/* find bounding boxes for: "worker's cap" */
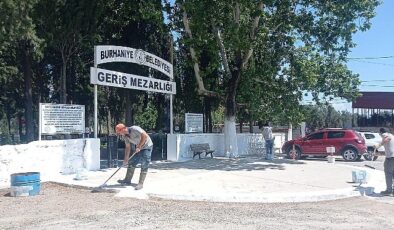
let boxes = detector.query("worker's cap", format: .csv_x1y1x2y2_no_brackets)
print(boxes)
115,123,126,133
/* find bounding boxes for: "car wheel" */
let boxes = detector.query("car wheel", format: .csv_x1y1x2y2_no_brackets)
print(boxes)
342,147,359,162
363,147,379,161
286,147,302,160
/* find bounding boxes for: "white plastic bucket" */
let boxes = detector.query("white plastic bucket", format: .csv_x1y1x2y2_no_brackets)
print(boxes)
327,156,335,163
74,168,88,180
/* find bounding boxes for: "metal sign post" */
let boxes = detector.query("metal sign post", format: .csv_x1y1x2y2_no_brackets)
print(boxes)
94,46,98,138
170,94,173,134
39,103,42,140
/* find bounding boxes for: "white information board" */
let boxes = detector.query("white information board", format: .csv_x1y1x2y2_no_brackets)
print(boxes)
40,103,85,135
185,113,203,133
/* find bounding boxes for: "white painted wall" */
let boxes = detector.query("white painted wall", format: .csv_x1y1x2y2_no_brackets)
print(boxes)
0,138,100,188
167,133,286,161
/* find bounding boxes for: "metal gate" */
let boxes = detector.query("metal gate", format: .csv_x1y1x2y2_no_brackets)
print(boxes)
100,133,167,168
149,133,167,161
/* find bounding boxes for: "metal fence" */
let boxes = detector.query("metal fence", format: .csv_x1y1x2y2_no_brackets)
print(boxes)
100,133,167,168
149,133,167,161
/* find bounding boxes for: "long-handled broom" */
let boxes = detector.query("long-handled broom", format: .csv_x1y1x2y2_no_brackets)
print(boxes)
91,150,138,193
364,147,378,169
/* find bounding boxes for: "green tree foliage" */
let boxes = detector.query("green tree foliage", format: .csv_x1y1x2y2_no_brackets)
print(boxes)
35,0,103,104
135,101,158,132
0,0,43,142
1,0,172,140
0,0,380,145
303,104,353,130
173,0,378,132
97,0,172,131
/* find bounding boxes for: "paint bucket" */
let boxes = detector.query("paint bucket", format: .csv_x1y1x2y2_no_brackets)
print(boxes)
10,172,41,197
327,156,335,163
352,170,368,184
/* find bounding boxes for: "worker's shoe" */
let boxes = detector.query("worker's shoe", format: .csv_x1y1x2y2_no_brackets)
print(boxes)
380,190,393,196
117,167,135,185
135,171,147,190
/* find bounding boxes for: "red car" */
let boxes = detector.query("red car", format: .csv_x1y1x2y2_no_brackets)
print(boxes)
282,129,367,161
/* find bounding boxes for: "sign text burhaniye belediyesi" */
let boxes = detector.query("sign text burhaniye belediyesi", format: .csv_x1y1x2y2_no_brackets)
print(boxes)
94,46,173,79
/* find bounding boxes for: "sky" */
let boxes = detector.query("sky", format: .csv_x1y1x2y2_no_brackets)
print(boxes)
332,0,394,111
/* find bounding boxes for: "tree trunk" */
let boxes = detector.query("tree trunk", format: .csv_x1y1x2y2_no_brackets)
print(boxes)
208,103,213,133
249,119,253,133
6,111,11,138
21,42,34,142
125,90,133,126
224,61,242,156
60,58,67,104
204,97,213,133
224,77,239,157
224,115,238,157
182,1,263,157
106,107,112,134
18,113,23,142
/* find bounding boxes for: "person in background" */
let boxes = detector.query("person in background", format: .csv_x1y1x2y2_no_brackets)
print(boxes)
262,122,274,160
374,128,394,196
115,123,153,190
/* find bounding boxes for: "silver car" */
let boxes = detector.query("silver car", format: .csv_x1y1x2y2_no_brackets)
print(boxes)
357,131,384,161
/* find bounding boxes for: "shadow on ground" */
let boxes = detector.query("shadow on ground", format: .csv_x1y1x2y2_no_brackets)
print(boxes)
354,185,388,197
149,156,305,172
301,156,372,163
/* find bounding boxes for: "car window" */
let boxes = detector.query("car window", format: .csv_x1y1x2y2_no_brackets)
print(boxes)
307,132,324,140
364,133,375,139
327,131,345,139
355,132,364,140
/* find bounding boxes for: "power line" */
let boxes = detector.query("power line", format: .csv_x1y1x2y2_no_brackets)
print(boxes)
348,59,394,67
360,84,394,88
361,79,394,82
347,55,394,60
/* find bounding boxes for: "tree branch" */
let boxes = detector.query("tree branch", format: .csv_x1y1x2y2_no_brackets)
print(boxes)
235,2,240,25
180,1,218,98
241,2,264,68
213,25,231,79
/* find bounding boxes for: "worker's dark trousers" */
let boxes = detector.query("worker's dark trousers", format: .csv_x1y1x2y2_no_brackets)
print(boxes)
383,157,394,192
128,147,152,171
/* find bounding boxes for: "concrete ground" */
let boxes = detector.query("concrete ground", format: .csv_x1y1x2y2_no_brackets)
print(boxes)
2,155,393,230
33,156,388,203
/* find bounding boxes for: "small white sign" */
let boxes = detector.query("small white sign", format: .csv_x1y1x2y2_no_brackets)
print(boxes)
326,146,336,154
185,113,203,133
90,67,176,95
40,103,85,134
